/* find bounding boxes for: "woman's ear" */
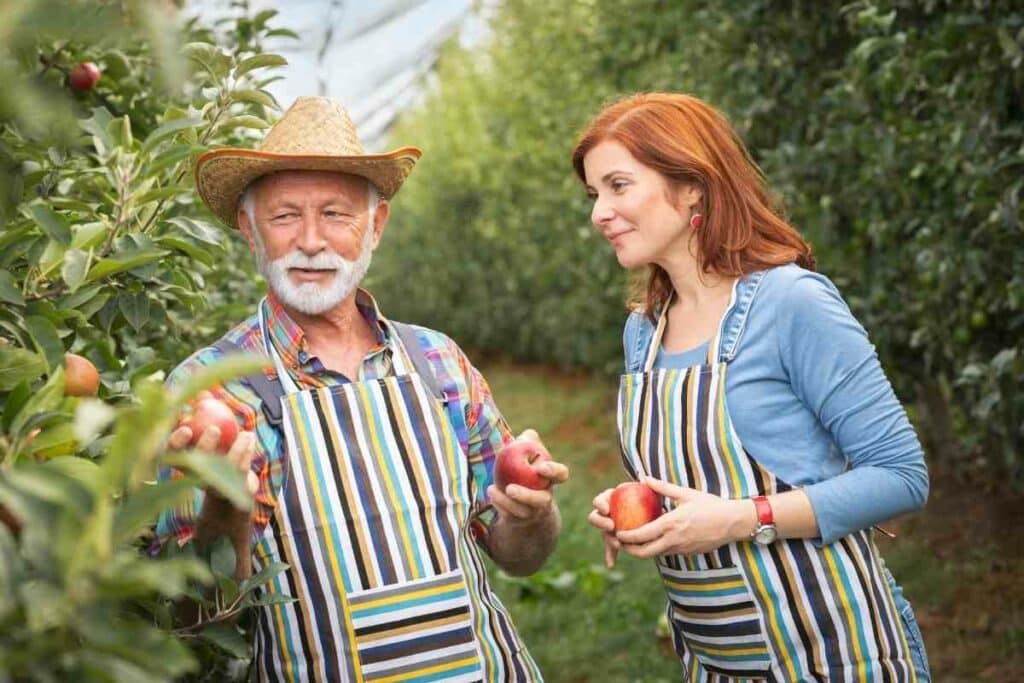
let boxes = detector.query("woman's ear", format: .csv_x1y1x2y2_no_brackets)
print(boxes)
676,183,703,212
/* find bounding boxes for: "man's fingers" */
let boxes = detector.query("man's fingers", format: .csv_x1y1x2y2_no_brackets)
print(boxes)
168,425,193,450
225,431,255,471
488,486,535,520
503,484,552,509
246,471,259,496
538,461,569,484
592,489,613,515
194,424,221,452
516,428,540,444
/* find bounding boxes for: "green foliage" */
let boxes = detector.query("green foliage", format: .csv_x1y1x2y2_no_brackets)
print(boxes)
0,1,290,679
374,0,1024,483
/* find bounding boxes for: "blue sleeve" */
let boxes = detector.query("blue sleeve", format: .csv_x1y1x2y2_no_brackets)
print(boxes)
776,273,929,544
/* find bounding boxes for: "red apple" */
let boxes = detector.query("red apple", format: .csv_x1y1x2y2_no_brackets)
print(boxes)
183,397,239,453
609,481,662,531
68,61,101,92
63,353,100,397
494,440,552,491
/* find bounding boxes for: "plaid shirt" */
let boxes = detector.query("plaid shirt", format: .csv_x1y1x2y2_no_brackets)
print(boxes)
153,289,512,552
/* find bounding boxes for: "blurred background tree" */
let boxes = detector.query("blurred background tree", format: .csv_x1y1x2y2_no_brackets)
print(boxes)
372,0,1024,487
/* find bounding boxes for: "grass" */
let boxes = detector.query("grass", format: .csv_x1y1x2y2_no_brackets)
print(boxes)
478,359,1024,682
482,360,682,682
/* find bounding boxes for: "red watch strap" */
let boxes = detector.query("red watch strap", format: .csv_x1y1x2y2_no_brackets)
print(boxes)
752,495,773,526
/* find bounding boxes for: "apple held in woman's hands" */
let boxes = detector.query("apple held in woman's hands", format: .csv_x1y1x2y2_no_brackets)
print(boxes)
609,481,662,531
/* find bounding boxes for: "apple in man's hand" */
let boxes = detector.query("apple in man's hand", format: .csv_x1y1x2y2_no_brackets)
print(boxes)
609,481,662,531
181,396,239,453
494,440,553,492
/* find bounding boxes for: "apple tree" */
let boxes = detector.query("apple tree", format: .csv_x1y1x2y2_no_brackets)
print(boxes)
0,1,297,679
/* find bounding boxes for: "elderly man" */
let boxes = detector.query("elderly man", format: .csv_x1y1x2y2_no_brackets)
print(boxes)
155,97,566,682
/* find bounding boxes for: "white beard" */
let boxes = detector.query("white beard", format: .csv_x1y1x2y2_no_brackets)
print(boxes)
257,228,374,315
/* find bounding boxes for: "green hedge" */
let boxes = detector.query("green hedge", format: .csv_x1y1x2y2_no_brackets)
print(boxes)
370,0,1024,482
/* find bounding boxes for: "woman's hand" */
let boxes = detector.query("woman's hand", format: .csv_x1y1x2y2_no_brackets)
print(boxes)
587,487,622,568
615,477,755,559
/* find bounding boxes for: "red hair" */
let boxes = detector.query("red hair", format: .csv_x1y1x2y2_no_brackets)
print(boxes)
571,92,814,318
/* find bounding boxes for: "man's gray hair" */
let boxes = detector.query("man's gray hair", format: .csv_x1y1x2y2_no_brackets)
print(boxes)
240,176,379,231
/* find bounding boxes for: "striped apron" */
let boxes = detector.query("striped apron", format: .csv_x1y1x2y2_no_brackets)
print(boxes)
250,308,540,682
617,290,918,682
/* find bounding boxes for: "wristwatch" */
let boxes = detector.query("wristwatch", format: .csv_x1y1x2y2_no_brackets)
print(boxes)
750,495,778,545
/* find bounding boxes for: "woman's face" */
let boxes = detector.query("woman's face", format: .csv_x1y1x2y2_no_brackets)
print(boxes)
583,139,699,270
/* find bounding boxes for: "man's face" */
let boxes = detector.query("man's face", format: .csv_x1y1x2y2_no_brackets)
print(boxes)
238,170,388,315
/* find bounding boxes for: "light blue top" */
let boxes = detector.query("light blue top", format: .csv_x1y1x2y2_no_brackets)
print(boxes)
624,263,929,544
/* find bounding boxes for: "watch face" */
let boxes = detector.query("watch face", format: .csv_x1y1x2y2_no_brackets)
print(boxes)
754,525,778,545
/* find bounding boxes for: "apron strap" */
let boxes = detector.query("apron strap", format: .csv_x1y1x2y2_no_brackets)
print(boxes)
643,292,673,373
212,338,285,427
390,321,447,401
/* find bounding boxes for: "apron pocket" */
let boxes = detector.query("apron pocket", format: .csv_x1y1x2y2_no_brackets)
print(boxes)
660,563,772,679
347,569,484,682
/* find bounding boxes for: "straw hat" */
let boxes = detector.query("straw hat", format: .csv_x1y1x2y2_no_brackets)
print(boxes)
195,96,421,228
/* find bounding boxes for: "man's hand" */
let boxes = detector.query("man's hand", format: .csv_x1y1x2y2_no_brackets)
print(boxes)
170,391,258,579
484,429,568,576
487,429,569,526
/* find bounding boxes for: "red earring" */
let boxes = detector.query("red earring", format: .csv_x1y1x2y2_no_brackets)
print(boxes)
690,213,704,229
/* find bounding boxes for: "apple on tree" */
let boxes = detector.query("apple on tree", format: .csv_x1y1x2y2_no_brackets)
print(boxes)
609,481,662,531
68,61,101,92
63,352,100,397
494,440,553,492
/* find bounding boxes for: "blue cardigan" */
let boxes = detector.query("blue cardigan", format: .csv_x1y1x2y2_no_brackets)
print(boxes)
623,264,929,544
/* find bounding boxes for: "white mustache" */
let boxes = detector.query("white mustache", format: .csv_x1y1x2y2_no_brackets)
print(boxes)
277,250,350,270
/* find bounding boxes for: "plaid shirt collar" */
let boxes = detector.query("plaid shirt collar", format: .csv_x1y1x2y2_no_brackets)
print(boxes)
261,288,392,377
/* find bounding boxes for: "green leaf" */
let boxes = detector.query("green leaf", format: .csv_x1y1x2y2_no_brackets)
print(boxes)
140,117,204,154
61,249,90,292
0,270,24,306
155,236,215,266
11,367,65,435
113,478,198,542
169,354,269,408
266,28,301,40
0,346,46,391
217,115,270,130
200,622,251,659
241,560,289,594
233,53,288,79
118,292,150,333
163,451,251,511
85,247,169,283
231,88,277,108
167,216,223,245
2,380,31,429
23,315,64,369
71,222,109,250
210,534,237,577
43,456,100,490
183,42,232,80
25,422,77,458
27,205,71,245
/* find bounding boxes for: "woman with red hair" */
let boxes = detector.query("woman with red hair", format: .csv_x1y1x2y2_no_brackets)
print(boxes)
580,93,930,681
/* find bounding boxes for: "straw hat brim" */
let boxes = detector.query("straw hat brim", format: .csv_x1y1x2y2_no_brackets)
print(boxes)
195,147,422,229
